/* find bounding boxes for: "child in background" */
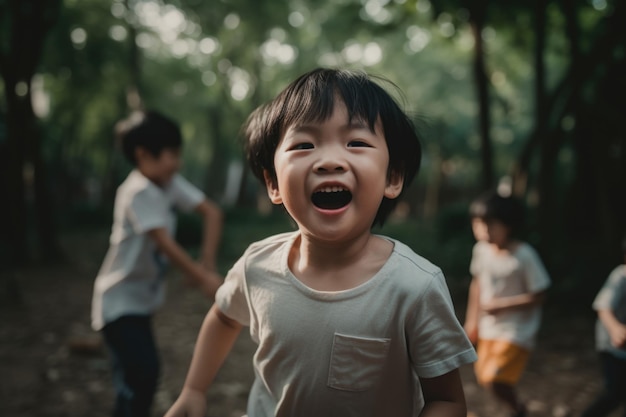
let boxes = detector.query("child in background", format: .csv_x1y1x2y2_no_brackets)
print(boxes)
91,110,223,417
464,191,492,345
463,191,551,417
164,68,476,417
580,236,626,417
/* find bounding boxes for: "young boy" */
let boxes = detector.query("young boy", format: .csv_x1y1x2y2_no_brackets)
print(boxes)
463,191,551,417
579,236,626,417
91,110,223,417
464,192,492,345
164,68,476,417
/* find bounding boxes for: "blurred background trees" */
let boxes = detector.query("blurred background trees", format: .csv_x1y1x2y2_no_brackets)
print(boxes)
1,0,624,299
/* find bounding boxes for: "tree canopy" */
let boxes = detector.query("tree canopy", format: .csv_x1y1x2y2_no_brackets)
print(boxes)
1,0,624,293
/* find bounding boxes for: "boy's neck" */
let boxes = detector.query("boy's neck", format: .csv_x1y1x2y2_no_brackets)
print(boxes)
137,167,167,188
288,232,393,291
491,238,520,253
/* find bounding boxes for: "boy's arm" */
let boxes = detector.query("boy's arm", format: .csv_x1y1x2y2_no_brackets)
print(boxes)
194,199,223,272
419,369,467,417
481,290,546,315
598,308,626,348
147,228,221,298
463,277,480,344
165,304,243,417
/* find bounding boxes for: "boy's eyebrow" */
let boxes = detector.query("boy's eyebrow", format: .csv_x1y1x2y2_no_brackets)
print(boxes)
289,119,372,133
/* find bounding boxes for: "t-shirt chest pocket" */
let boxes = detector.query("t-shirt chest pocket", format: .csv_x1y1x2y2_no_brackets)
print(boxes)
327,333,391,392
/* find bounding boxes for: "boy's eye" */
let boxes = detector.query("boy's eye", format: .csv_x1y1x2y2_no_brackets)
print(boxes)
290,142,314,150
347,140,371,148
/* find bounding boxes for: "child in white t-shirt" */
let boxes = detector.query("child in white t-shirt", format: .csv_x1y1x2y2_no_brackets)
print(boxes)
464,191,551,417
579,236,626,417
91,110,223,417
164,68,476,417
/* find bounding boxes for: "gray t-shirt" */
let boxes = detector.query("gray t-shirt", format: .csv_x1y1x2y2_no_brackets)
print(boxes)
91,170,204,331
593,264,626,360
216,232,477,417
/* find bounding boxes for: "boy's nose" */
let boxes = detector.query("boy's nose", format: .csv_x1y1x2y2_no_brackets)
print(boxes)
313,152,347,173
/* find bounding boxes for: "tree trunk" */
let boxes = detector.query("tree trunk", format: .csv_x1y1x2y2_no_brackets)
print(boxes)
2,79,29,267
468,0,494,191
533,0,555,240
205,104,229,200
0,0,62,265
513,1,624,193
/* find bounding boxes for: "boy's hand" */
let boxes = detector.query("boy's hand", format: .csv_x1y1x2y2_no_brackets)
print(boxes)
182,268,222,299
480,301,503,315
164,387,207,417
481,291,545,315
608,323,626,349
200,270,223,299
463,323,478,345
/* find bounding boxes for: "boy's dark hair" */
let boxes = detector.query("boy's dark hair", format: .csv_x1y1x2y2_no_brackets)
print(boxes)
117,110,182,165
243,68,422,227
470,191,526,237
469,191,492,219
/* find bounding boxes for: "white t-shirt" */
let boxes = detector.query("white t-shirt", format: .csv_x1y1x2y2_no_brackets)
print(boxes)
216,232,477,417
592,264,626,360
91,170,204,331
471,241,551,349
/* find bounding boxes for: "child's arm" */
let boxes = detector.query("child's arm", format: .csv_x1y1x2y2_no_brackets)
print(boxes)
165,304,243,417
419,369,467,417
194,199,223,272
481,290,546,315
147,228,221,298
463,277,480,344
598,308,626,348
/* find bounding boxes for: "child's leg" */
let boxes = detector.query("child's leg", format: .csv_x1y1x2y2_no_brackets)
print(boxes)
102,315,160,417
474,339,529,416
491,382,526,417
581,352,626,417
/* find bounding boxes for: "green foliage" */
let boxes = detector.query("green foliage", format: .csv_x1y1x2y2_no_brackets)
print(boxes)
3,0,624,296
176,207,294,269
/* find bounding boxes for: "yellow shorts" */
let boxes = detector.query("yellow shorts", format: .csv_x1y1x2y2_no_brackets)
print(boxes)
474,339,530,386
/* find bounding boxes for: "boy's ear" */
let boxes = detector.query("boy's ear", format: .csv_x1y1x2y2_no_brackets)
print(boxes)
134,146,150,163
263,170,283,204
384,170,404,199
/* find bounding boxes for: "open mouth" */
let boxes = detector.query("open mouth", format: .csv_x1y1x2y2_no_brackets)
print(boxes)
311,187,353,210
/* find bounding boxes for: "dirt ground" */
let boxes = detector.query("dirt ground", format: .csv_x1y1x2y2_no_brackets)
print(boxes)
0,232,620,417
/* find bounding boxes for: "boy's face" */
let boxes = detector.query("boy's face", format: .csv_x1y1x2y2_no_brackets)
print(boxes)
471,218,488,242
136,147,181,186
264,99,403,242
485,219,511,247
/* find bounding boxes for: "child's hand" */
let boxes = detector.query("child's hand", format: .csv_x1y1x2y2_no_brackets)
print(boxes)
164,387,207,417
464,323,478,345
200,270,223,299
608,323,626,349
480,301,503,315
182,266,222,299
200,257,217,273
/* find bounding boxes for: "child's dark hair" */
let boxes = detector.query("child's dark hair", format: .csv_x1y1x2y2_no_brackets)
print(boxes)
117,110,182,165
470,191,526,237
243,68,422,227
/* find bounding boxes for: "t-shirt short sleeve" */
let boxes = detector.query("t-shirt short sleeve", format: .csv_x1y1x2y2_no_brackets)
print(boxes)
593,266,626,312
470,241,489,276
128,186,170,234
407,272,477,378
520,245,551,293
216,255,251,326
169,174,205,212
